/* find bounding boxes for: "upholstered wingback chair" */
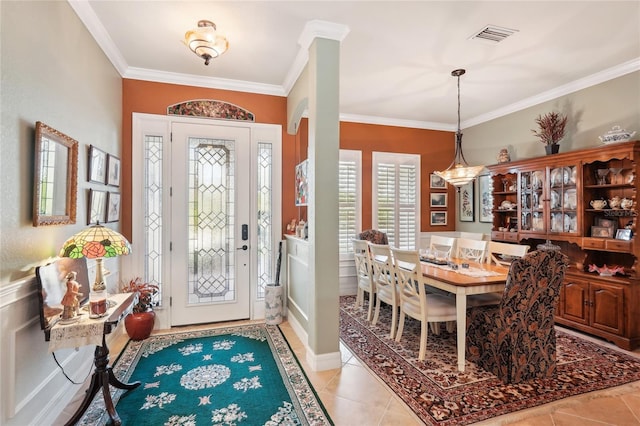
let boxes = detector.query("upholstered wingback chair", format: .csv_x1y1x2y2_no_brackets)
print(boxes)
358,229,388,245
466,249,568,383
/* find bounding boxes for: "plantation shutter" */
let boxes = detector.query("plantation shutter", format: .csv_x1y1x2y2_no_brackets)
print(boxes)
372,152,420,249
338,150,362,257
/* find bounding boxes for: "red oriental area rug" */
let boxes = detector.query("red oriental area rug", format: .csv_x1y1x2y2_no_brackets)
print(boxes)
339,295,640,425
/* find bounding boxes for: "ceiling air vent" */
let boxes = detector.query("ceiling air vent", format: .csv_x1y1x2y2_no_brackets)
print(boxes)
469,25,518,43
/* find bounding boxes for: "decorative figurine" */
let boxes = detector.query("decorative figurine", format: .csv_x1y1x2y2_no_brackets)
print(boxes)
286,219,296,234
497,148,510,163
61,271,82,320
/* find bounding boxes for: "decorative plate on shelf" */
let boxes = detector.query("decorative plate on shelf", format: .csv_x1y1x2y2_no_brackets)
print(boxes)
564,189,577,209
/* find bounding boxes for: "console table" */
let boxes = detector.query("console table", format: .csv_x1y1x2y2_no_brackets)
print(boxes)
46,292,140,426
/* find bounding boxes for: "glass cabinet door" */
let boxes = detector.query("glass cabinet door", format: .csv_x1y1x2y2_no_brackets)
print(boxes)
549,165,578,234
520,169,546,233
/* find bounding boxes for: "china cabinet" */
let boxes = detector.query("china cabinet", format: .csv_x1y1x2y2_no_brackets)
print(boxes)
487,141,640,350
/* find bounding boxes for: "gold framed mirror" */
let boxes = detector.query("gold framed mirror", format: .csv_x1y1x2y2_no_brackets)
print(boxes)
33,121,78,226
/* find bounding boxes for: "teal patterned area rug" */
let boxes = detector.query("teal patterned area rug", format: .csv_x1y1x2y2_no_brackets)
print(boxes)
78,324,332,425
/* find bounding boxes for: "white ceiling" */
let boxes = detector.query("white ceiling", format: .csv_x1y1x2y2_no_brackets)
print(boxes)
71,1,640,131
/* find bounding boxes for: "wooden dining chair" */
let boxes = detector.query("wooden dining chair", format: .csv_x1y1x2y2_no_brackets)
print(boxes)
486,241,530,266
369,243,400,339
392,248,457,361
352,239,375,321
468,241,530,306
429,235,456,258
456,238,488,263
459,231,484,241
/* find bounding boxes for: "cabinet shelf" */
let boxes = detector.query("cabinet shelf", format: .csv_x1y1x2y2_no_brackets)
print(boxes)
584,183,634,190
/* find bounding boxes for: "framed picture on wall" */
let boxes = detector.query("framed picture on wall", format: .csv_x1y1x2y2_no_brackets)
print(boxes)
88,145,107,184
478,174,493,223
430,211,447,226
430,173,446,189
88,189,107,225
295,159,308,206
106,192,121,222
430,193,447,207
107,154,121,187
459,181,475,222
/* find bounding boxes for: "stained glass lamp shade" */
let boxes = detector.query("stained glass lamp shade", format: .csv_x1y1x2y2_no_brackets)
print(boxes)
59,224,131,291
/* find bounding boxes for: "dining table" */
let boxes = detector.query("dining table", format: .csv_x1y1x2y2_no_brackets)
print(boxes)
419,258,509,372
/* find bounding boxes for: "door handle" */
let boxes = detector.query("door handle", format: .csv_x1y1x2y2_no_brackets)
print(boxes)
236,245,248,251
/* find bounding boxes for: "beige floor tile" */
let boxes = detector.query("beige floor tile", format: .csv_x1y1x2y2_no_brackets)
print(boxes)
554,396,640,425
379,408,425,426
318,390,387,426
324,363,393,408
621,393,640,420
552,412,624,426
502,413,555,426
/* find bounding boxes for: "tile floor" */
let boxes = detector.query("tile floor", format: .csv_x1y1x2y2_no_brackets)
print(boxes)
56,321,640,425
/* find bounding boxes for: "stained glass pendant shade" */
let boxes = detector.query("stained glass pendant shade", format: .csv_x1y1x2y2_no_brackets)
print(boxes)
59,224,131,291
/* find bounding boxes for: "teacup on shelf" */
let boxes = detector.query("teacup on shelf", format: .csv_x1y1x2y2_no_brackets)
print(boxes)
609,196,622,209
621,198,634,210
590,199,607,210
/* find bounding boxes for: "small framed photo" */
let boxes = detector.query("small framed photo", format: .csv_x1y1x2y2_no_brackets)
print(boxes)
295,160,308,206
430,173,446,189
88,189,107,225
459,181,475,222
430,211,447,226
430,193,447,207
615,228,632,240
106,192,121,223
595,217,617,230
591,225,614,238
107,154,121,187
88,145,107,184
478,174,493,223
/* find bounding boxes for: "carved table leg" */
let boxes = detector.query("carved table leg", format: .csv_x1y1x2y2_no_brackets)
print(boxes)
65,334,140,426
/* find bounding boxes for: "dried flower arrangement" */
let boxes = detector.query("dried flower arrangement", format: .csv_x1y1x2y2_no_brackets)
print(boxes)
532,111,568,145
121,277,159,313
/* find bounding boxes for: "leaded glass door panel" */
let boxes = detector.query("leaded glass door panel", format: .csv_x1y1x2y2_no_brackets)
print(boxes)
171,123,251,325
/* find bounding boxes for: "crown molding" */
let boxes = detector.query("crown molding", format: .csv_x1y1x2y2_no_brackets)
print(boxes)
67,0,128,76
464,58,640,128
123,68,286,96
340,114,453,131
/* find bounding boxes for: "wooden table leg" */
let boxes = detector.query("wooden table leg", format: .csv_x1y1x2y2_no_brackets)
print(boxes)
455,292,467,373
65,334,140,426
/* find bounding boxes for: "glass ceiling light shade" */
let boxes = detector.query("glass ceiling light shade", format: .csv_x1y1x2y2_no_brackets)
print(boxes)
435,69,484,188
59,224,131,291
185,20,229,66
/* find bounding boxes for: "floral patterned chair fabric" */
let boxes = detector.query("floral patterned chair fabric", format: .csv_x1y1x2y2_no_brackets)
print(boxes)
465,249,568,383
358,229,388,245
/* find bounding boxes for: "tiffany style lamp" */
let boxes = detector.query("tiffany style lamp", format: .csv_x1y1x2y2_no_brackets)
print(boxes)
59,224,131,317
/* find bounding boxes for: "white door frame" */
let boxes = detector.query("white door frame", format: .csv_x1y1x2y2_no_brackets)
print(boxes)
127,113,282,330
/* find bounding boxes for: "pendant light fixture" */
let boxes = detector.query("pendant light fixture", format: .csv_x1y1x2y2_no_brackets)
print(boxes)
435,69,484,188
184,20,229,66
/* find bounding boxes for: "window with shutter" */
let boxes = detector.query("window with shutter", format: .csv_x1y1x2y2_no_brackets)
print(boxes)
372,152,420,249
338,150,362,257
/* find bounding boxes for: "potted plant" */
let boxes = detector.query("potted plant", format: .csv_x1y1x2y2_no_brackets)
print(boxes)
121,277,158,340
532,111,568,154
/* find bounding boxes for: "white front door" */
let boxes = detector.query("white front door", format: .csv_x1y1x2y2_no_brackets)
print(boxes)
170,123,251,325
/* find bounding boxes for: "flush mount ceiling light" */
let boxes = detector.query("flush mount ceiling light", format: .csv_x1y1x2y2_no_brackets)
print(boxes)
435,69,484,189
184,20,229,65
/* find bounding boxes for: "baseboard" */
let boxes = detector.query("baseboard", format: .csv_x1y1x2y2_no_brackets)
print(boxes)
306,348,342,371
